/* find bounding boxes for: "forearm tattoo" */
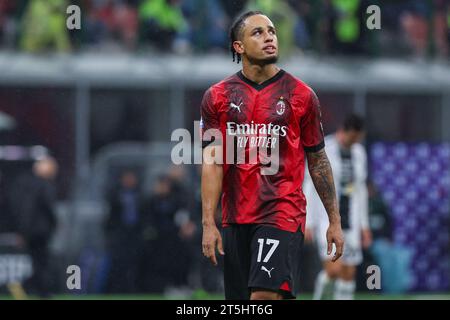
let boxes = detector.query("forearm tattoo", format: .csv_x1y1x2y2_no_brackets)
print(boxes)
306,149,340,223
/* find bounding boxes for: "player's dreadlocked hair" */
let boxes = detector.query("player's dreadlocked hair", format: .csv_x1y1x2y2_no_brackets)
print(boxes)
229,11,264,64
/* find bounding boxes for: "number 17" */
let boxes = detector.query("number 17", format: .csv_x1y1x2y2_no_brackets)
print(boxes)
257,238,280,263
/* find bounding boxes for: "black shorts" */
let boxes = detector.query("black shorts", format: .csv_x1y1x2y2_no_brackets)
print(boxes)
223,224,304,300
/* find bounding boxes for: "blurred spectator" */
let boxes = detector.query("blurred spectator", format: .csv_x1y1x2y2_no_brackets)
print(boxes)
181,0,228,52
432,0,449,59
20,0,71,53
356,180,392,293
287,0,312,50
168,165,199,288
322,0,368,55
0,0,20,49
219,0,248,19
140,173,193,294
167,164,191,209
368,181,392,241
0,171,12,233
104,169,142,293
244,0,297,57
8,156,59,298
83,0,139,50
115,1,139,49
396,0,449,59
138,0,188,51
367,180,413,293
82,0,113,46
399,0,432,59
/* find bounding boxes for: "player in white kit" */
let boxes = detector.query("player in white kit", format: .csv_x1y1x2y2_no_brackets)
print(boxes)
304,114,372,300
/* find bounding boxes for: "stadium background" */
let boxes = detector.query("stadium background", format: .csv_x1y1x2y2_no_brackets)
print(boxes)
0,0,449,299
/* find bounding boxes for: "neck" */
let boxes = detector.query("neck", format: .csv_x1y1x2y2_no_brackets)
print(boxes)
241,59,280,84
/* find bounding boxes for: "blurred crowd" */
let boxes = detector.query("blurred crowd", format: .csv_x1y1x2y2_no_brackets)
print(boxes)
101,165,222,295
0,0,449,59
0,159,222,296
0,157,59,297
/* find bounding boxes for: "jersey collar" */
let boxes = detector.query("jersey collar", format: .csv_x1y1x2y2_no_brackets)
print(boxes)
237,69,286,91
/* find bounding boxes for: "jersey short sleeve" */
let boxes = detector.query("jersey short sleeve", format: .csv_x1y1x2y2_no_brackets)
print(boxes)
200,87,220,148
301,88,325,152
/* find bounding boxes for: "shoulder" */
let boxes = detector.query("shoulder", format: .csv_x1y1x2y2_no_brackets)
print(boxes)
213,73,241,90
285,72,314,95
204,73,240,102
283,71,317,105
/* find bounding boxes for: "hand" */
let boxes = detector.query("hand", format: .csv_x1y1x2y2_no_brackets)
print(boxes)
361,228,373,249
326,222,344,262
202,224,224,266
305,228,314,243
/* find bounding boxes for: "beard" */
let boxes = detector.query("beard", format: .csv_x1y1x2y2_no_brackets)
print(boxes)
248,54,279,66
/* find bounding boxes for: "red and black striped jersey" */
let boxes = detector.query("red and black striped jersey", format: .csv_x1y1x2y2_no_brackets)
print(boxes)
201,69,324,233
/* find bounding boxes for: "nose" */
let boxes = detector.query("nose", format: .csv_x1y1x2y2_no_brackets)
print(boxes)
264,32,274,42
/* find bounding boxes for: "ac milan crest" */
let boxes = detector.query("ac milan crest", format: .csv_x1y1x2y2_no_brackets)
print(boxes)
276,97,286,115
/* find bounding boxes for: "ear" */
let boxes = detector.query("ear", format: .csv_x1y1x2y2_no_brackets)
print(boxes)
233,41,244,55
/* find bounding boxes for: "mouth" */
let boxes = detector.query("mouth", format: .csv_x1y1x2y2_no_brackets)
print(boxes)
262,45,276,54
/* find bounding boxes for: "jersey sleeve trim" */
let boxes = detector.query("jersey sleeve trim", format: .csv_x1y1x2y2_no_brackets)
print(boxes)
304,140,325,153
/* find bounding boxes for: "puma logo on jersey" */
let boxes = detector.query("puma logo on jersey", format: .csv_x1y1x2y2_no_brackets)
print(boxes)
261,266,275,278
229,102,242,112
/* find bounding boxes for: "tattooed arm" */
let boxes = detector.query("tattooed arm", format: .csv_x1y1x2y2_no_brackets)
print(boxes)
306,148,344,262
